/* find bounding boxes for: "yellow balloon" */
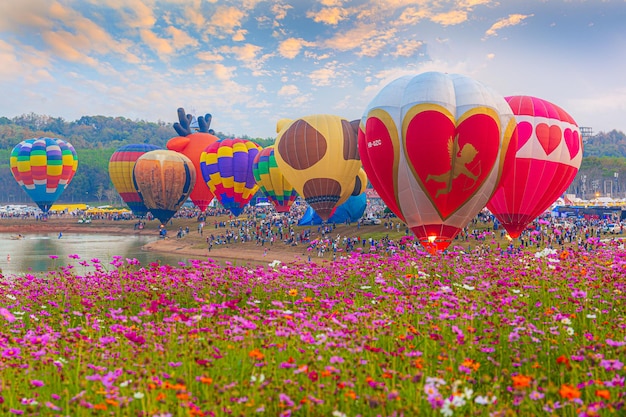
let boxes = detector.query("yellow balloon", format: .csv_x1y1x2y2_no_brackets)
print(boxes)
274,114,362,220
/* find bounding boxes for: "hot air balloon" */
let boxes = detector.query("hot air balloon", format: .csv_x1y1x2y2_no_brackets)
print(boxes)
351,168,368,196
359,72,517,252
200,138,262,217
132,150,195,225
109,143,162,217
10,137,78,213
487,95,583,238
167,108,219,212
274,114,362,221
252,146,299,213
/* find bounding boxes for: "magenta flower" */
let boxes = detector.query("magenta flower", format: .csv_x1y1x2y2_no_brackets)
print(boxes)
2,347,20,358
0,307,15,323
48,255,58,259
30,380,44,388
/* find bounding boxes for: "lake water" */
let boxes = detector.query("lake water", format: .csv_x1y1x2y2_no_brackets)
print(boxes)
0,233,194,276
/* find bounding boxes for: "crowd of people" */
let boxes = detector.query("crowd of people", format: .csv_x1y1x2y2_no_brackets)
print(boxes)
2,200,625,259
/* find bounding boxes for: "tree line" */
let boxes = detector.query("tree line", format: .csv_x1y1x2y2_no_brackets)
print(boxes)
0,113,624,205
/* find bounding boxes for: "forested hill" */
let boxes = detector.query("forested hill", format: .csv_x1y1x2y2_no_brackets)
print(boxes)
582,130,626,158
0,112,625,205
0,113,274,150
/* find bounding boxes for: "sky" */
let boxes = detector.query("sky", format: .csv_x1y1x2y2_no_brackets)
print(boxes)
0,0,624,140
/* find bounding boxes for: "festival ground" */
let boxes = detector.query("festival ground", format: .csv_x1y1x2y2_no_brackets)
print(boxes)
1,214,621,267
0,215,412,265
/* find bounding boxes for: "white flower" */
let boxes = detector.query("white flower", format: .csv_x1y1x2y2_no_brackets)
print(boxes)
120,379,132,387
462,284,475,291
250,373,265,383
560,318,572,325
566,327,575,336
475,395,497,404
133,392,144,399
6,294,16,300
586,314,597,319
360,285,372,289
332,411,347,417
463,387,474,400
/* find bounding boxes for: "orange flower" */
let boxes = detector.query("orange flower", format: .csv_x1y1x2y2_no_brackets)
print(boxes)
93,403,108,411
105,398,119,407
556,355,571,369
345,390,357,400
288,289,298,297
559,384,581,400
248,348,265,361
156,392,166,401
199,376,213,385
511,374,532,389
595,389,610,400
176,392,190,401
302,296,313,303
413,358,424,369
462,358,480,372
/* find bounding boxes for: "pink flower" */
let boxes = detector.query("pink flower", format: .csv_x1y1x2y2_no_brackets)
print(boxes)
30,380,44,387
0,307,15,323
2,347,20,358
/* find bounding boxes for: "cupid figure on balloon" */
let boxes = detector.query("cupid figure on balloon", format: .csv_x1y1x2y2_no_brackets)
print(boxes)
426,134,480,197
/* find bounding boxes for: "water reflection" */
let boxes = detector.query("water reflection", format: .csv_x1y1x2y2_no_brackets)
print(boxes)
0,233,191,276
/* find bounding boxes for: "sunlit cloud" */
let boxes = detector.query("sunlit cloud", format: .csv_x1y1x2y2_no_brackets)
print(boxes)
485,14,533,37
307,7,349,25
278,38,315,59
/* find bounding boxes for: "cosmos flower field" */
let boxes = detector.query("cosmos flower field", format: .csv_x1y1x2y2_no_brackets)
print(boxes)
0,245,624,416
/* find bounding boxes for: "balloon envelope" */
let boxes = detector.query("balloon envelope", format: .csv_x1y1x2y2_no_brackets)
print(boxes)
109,143,162,217
298,193,367,226
200,138,262,217
133,150,196,225
359,72,517,252
274,114,361,220
10,137,78,213
252,146,299,213
487,95,583,238
167,132,218,212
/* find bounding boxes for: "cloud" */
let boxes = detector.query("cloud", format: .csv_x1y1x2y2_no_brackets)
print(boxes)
392,40,425,58
431,10,468,26
166,26,199,49
208,5,246,36
308,62,343,87
307,7,349,25
323,22,378,53
140,29,174,56
277,84,300,96
278,38,315,59
485,14,533,37
271,3,292,20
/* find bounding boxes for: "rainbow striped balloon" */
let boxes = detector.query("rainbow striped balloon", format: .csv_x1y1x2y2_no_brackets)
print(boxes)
109,143,162,217
200,138,262,217
10,137,78,213
252,146,298,213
